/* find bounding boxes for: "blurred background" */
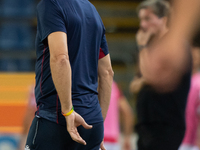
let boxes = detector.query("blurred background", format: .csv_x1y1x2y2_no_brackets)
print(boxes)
0,0,141,149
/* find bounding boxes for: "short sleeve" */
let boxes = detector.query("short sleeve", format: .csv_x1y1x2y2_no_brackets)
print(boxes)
37,0,67,42
99,34,109,59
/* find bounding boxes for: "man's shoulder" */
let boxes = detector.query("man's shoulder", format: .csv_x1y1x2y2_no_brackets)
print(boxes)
37,0,59,10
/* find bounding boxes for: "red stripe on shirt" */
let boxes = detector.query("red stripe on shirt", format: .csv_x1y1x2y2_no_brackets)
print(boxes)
99,48,106,59
37,105,40,116
40,46,46,95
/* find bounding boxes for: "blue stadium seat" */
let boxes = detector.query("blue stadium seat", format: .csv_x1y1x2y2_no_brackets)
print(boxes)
17,59,33,71
1,0,35,18
0,23,34,50
0,58,32,72
0,59,18,71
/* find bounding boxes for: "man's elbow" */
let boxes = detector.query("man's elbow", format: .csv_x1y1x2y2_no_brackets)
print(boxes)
109,68,114,78
107,68,114,79
99,68,114,79
50,54,69,66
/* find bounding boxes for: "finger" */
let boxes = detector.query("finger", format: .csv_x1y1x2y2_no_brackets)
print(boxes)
81,120,93,129
137,29,143,35
100,142,106,150
73,136,86,145
70,130,87,145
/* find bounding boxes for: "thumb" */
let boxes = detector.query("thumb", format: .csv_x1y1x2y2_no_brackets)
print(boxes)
100,141,106,150
81,120,93,129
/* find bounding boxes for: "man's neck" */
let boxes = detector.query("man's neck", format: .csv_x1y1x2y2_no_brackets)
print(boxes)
158,26,168,39
149,27,168,46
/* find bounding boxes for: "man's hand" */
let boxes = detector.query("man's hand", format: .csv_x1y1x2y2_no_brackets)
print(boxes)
129,77,145,94
65,111,92,145
136,29,155,47
123,136,132,150
100,141,106,150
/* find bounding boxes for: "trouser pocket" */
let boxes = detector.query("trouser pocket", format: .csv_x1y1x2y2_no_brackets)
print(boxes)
25,117,40,150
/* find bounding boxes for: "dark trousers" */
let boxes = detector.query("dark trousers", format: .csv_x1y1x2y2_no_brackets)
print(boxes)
25,117,104,150
137,124,185,150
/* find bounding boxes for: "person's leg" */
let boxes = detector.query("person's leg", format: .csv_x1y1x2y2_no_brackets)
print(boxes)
25,117,73,150
137,136,147,150
25,117,103,150
192,146,200,150
179,145,200,150
152,127,184,150
75,121,104,150
137,125,184,150
25,117,38,150
104,142,121,150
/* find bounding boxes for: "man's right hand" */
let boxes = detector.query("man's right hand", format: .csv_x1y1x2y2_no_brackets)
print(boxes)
65,111,93,145
129,77,145,94
136,29,153,47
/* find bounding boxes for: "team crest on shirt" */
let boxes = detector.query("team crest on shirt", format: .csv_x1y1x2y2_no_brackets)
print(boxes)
25,145,30,150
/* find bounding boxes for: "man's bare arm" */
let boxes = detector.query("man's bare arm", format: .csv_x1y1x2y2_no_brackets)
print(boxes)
48,32,72,113
98,54,114,120
170,0,200,41
48,32,92,145
129,76,145,94
119,96,133,150
139,40,189,92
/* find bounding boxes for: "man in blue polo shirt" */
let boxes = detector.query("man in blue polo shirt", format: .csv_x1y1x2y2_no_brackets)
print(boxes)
25,0,114,149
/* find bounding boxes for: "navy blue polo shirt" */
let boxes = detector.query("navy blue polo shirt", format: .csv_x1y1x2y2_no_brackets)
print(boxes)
35,0,109,125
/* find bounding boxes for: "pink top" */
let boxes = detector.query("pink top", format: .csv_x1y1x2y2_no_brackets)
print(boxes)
104,81,122,143
182,73,200,145
27,85,37,110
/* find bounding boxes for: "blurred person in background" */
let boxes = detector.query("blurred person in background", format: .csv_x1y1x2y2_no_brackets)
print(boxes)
18,85,37,150
179,34,200,150
130,0,169,94
25,0,114,149
130,1,192,150
104,81,133,150
138,0,200,92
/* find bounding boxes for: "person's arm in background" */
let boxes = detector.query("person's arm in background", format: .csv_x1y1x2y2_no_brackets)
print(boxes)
119,96,134,150
140,0,200,92
129,28,153,94
48,32,92,145
170,0,200,41
18,107,36,150
98,54,114,150
130,76,145,94
196,88,200,148
18,86,37,150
